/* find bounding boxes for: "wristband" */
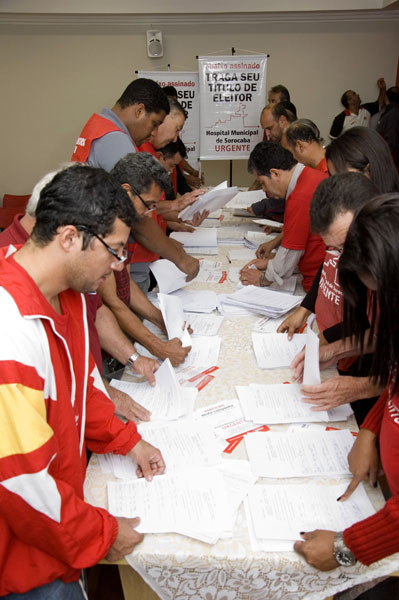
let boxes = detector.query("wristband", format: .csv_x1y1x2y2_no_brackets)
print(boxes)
126,352,140,367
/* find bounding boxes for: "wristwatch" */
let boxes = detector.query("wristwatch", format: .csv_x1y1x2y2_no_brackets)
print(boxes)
333,532,357,567
126,352,140,368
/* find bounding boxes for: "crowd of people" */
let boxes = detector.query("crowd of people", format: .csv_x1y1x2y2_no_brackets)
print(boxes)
1,75,399,599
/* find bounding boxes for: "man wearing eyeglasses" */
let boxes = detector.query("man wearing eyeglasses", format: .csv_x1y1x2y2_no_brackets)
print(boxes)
98,153,191,366
0,164,165,599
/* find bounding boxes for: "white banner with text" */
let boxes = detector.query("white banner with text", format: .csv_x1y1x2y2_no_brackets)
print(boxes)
198,55,268,160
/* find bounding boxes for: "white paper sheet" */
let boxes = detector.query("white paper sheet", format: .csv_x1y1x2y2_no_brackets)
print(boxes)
180,336,221,367
236,383,329,424
224,286,303,318
171,289,219,313
252,315,286,333
110,359,194,420
245,430,354,478
149,259,188,294
251,332,305,368
303,314,321,386
179,182,238,221
247,482,376,541
226,189,265,209
185,312,224,336
170,228,217,248
158,293,191,346
227,248,257,262
195,398,258,440
107,468,228,542
252,218,284,229
244,499,294,552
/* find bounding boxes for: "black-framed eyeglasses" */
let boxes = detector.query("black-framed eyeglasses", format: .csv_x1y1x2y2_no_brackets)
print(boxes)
76,225,128,264
130,186,156,213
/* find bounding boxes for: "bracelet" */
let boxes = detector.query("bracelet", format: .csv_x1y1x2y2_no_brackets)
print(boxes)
126,352,140,367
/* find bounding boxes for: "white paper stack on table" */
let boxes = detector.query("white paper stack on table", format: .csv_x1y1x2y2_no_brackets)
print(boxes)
171,289,219,313
223,286,303,317
227,248,257,262
236,383,353,424
217,223,260,245
195,398,261,442
170,228,218,255
245,429,355,478
226,189,265,209
107,462,257,544
110,358,197,420
252,218,284,229
244,231,278,250
236,271,298,295
178,180,238,221
135,333,221,371
245,481,376,552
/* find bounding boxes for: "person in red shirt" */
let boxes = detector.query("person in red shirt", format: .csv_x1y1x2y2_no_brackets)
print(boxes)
295,193,399,577
240,142,327,292
282,118,328,173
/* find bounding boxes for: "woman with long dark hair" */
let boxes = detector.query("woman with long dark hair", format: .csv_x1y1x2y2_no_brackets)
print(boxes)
295,193,399,571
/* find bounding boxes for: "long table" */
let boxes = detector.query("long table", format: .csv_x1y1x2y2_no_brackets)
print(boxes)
84,212,399,600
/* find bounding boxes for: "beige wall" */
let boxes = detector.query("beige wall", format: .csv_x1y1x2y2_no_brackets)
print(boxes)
0,17,397,195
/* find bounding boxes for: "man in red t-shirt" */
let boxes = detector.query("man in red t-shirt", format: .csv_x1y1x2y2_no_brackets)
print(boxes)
240,142,327,292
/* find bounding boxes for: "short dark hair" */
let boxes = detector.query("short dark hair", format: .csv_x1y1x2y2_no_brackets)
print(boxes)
168,96,187,119
387,86,399,103
248,141,297,176
274,101,297,121
340,90,352,109
111,152,172,196
310,172,378,234
158,137,187,159
117,78,170,115
325,127,399,194
285,118,323,146
32,164,137,247
270,84,290,102
163,85,178,98
338,193,399,392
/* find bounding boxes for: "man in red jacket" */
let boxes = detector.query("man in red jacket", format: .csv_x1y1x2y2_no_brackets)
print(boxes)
0,164,165,598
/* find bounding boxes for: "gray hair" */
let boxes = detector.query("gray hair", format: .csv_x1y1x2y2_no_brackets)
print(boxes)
111,152,172,196
26,162,75,217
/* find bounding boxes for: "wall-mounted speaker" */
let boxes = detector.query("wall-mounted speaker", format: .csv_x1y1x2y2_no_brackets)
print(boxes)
146,30,163,58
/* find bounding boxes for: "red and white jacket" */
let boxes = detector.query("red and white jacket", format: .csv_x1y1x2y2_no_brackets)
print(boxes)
0,246,141,595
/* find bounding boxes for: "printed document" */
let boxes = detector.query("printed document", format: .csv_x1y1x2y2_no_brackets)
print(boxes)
252,332,305,368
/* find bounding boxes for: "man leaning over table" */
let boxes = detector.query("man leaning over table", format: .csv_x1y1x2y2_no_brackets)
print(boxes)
240,142,327,292
97,152,191,367
71,77,199,289
0,165,165,599
0,169,159,424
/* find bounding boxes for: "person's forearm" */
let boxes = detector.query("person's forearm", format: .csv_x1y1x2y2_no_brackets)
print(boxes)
156,200,181,216
108,302,165,357
95,304,136,364
269,231,283,250
129,280,164,328
132,217,186,263
350,377,383,401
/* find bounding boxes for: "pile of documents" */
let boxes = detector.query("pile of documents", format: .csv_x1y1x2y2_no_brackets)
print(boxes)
251,332,305,368
178,181,238,221
170,228,218,255
226,189,265,209
222,285,303,317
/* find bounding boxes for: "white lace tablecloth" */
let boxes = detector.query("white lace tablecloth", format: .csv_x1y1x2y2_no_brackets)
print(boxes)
85,213,399,599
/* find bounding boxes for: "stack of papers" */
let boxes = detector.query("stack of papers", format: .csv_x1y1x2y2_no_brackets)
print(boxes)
244,231,277,249
185,312,224,336
252,332,305,368
252,315,289,333
227,248,257,262
226,189,265,209
171,289,219,313
178,181,238,221
110,359,196,420
253,218,283,229
236,272,298,295
245,482,375,552
177,335,221,368
236,383,353,424
170,228,218,255
223,286,303,317
149,259,188,294
217,224,260,246
245,430,355,478
108,462,257,544
195,398,261,442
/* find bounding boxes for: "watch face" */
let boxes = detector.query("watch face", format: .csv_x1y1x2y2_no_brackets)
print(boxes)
335,550,356,567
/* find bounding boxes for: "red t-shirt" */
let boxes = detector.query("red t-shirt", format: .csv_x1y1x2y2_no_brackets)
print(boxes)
282,166,327,291
316,156,328,174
